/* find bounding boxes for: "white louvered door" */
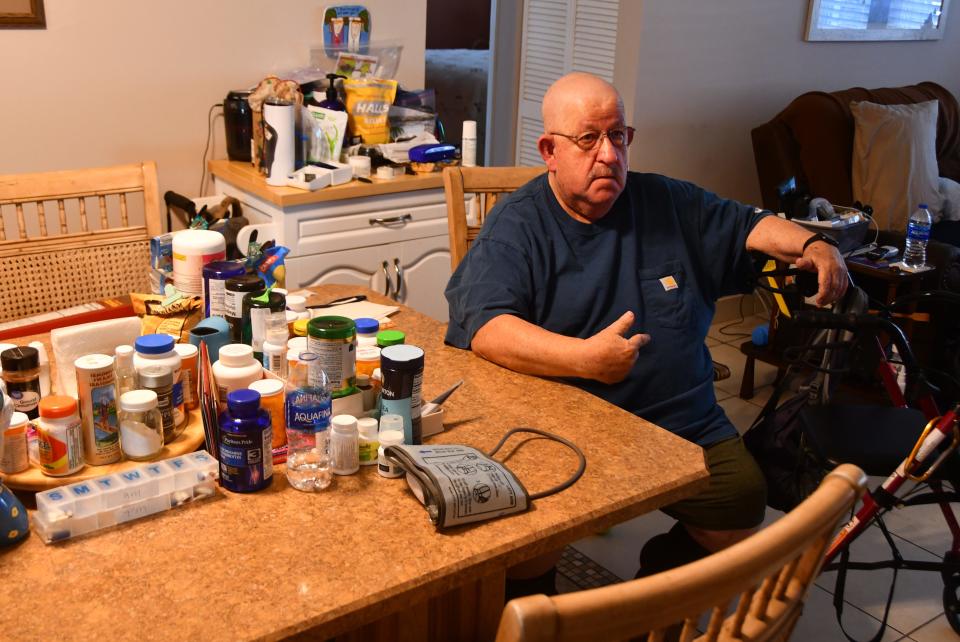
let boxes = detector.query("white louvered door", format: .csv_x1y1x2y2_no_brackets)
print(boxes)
514,0,620,166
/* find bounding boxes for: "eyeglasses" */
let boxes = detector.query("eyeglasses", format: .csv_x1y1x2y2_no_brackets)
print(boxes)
549,126,635,151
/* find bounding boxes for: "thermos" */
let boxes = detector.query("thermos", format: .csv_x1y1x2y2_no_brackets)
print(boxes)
224,90,253,162
262,99,295,186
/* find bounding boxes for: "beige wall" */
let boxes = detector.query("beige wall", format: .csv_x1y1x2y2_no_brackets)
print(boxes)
627,0,960,206
0,0,425,206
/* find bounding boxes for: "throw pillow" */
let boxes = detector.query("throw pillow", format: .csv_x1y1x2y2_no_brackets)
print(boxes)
851,100,943,232
941,176,960,222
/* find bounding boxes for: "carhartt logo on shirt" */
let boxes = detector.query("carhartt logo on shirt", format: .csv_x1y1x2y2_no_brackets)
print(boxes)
660,275,678,291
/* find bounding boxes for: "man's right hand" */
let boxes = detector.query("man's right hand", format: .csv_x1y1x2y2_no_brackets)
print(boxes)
578,311,650,384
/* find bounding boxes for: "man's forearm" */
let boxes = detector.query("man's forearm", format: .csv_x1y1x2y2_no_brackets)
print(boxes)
470,314,588,378
744,215,816,261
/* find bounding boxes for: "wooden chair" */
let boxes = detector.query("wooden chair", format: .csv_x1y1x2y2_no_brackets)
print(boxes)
442,165,546,271
495,464,867,642
0,162,161,323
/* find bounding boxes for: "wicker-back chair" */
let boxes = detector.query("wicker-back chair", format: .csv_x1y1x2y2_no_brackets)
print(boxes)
495,464,867,642
0,162,161,323
442,166,546,271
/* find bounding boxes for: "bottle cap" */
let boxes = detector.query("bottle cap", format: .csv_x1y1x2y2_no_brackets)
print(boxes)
248,378,284,397
174,343,199,359
9,412,29,428
354,317,379,335
1,346,39,371
115,345,135,366
380,344,425,371
287,336,308,352
379,413,404,435
218,344,255,367
357,346,381,362
462,120,477,138
331,414,358,434
286,295,307,312
202,260,245,279
227,388,261,416
38,395,77,419
378,429,404,446
357,417,378,440
120,389,159,412
135,334,175,355
919,203,928,209
74,354,114,371
376,330,405,347
308,316,356,341
225,274,265,293
138,365,173,388
293,319,309,337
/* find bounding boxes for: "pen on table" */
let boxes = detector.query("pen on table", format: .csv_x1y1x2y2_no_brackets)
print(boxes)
306,294,367,309
423,380,464,415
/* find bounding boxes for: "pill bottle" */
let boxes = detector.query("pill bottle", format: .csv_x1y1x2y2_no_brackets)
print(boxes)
242,289,287,360
134,334,185,430
330,414,359,475
218,389,273,493
212,344,263,403
354,318,380,347
379,344,425,445
286,294,310,320
138,365,176,442
1,346,42,419
356,345,381,379
75,353,121,466
172,229,227,298
292,318,309,338
224,274,265,342
377,415,405,479
307,316,357,398
202,260,246,318
119,390,164,461
0,412,30,474
357,417,379,466
175,343,200,410
248,378,286,449
37,395,84,477
376,330,405,348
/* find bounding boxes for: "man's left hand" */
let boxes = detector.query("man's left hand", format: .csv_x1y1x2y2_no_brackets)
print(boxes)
795,242,848,306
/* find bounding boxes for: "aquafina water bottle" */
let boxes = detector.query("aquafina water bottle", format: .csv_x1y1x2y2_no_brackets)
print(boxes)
903,203,932,269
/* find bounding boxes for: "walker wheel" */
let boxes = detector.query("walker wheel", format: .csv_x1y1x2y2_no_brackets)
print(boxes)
943,572,960,635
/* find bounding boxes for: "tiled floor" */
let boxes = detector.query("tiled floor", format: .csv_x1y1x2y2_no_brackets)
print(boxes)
567,314,959,641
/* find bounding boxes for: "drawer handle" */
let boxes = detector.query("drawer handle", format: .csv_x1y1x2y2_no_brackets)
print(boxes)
369,213,412,226
381,260,393,298
393,257,404,300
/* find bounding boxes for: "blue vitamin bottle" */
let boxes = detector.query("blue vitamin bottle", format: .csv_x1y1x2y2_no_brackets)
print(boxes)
218,389,273,493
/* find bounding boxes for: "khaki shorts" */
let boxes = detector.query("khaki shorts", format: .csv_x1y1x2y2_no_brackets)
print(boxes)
661,436,767,531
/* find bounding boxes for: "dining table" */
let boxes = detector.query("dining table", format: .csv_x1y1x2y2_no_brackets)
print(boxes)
0,284,709,642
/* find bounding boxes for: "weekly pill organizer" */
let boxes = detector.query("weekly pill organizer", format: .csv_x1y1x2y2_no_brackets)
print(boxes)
32,450,219,543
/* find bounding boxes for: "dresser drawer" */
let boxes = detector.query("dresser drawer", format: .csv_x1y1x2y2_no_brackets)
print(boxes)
293,202,448,255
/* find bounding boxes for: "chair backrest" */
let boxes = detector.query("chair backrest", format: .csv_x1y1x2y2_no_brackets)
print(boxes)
495,464,866,642
0,162,161,323
443,166,547,271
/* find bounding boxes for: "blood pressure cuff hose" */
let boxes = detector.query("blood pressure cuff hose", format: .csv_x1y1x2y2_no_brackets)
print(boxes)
384,428,586,530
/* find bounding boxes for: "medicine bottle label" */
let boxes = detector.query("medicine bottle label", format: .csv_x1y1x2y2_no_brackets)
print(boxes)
7,381,41,418
38,420,83,476
219,427,273,491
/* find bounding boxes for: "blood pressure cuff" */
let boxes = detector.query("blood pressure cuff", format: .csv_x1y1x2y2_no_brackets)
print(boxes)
385,444,530,529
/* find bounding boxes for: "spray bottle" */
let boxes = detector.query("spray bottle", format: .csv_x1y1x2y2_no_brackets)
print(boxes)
316,73,346,112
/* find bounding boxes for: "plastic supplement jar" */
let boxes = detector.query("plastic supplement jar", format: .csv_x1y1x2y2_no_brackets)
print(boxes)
172,229,226,298
138,365,176,442
37,395,84,477
376,330,405,348
134,334,185,429
354,318,380,346
248,378,286,449
119,390,164,461
1,346,42,419
212,344,263,403
307,316,357,398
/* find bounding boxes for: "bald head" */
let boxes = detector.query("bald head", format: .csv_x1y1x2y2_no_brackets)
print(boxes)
542,73,624,134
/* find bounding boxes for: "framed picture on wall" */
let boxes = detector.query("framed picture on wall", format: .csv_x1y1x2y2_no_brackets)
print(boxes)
805,0,950,41
0,0,44,29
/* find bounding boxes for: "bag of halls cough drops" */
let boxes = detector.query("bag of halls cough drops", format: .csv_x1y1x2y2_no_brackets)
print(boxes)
343,78,398,144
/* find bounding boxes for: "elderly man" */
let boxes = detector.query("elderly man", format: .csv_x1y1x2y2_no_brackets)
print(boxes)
445,73,847,583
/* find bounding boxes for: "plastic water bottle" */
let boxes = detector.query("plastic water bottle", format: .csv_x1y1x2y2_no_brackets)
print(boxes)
903,203,932,269
284,352,332,491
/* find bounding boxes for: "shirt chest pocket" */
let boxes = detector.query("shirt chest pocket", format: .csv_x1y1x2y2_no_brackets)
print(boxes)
638,261,692,329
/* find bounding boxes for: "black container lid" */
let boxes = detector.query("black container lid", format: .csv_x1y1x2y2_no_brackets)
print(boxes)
225,274,264,292
1,346,39,371
243,290,286,311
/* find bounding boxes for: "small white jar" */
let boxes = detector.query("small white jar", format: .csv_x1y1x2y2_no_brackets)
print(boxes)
119,390,164,461
330,414,359,475
357,417,379,466
212,344,262,403
134,334,185,428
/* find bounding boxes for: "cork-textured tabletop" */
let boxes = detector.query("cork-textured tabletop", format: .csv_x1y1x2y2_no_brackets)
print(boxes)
0,284,709,642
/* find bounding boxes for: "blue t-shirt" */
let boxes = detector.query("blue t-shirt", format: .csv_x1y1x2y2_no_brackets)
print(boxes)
444,172,770,447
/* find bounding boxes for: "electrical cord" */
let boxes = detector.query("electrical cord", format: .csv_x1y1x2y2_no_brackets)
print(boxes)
198,103,224,197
